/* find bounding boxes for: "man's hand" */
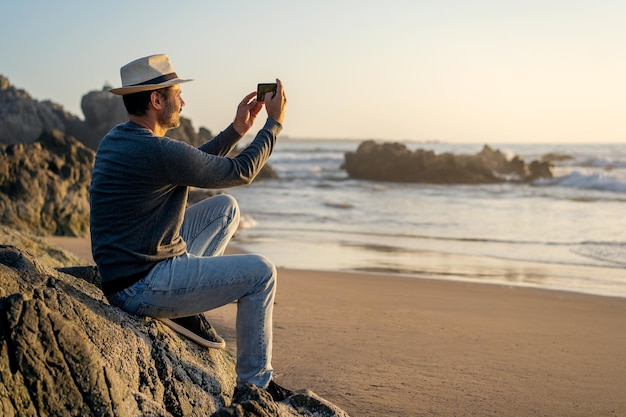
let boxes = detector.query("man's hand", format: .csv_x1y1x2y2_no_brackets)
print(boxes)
265,79,287,125
233,91,263,136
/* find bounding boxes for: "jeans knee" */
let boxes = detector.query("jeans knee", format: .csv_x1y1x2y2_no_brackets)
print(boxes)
214,193,239,217
253,254,277,287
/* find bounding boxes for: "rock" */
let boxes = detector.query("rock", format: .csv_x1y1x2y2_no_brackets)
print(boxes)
541,152,575,162
0,225,84,267
80,87,129,149
210,383,350,417
0,76,276,180
343,141,553,184
79,86,214,150
0,240,351,417
0,75,65,144
0,244,236,416
0,76,215,150
0,128,272,239
529,159,553,179
0,130,93,237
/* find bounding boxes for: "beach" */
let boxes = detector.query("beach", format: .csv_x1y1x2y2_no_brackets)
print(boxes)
49,236,626,416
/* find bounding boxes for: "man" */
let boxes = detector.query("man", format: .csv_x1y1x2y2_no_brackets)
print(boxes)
89,54,289,398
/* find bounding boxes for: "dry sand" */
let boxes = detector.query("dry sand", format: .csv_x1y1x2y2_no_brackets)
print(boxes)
48,237,626,416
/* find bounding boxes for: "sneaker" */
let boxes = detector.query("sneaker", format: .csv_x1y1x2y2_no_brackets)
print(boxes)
159,314,226,349
265,380,294,402
232,380,294,404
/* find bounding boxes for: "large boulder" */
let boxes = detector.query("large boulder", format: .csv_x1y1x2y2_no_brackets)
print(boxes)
79,87,129,149
80,87,213,149
0,130,93,237
0,240,350,417
0,76,65,144
0,244,236,416
343,141,553,184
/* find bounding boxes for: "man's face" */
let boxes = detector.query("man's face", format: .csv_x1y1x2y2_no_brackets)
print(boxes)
157,85,185,130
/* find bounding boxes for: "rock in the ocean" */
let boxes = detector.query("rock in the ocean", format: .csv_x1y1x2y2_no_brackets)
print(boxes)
343,141,553,184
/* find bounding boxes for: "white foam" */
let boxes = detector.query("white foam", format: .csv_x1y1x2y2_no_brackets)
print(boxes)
537,171,626,193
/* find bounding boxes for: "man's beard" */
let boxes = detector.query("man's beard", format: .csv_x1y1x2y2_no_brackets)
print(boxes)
158,100,181,130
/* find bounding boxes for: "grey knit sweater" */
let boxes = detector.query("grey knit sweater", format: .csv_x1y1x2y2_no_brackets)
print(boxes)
89,119,282,295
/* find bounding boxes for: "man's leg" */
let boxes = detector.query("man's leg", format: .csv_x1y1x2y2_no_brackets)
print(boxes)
112,194,277,387
157,194,240,348
181,193,240,257
118,252,277,388
182,194,276,385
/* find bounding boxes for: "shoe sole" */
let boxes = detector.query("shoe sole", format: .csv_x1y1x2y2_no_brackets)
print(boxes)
159,318,226,349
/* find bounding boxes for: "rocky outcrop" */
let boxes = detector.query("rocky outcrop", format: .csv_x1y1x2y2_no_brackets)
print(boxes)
0,130,93,237
0,241,350,417
343,141,553,184
79,87,129,149
0,75,213,150
1,76,276,180
0,127,274,238
0,244,234,416
80,87,213,149
0,76,66,144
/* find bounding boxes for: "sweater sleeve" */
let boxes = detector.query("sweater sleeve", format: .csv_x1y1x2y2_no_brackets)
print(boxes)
162,118,282,189
197,124,242,156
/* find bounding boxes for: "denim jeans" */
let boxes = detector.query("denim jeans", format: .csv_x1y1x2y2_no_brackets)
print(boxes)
106,194,276,388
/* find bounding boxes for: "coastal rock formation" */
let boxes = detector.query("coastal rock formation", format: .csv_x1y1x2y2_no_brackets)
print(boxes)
0,242,350,417
0,76,66,144
343,141,553,184
0,130,93,237
80,87,214,149
0,127,275,238
0,75,214,149
79,87,129,149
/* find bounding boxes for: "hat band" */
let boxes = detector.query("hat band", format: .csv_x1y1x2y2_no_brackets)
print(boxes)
130,72,178,87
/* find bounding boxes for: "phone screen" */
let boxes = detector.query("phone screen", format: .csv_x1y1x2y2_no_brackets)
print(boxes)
257,83,277,102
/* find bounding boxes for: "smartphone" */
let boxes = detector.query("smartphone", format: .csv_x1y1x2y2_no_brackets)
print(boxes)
257,83,277,102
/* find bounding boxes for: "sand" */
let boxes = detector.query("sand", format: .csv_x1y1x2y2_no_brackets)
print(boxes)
48,237,626,416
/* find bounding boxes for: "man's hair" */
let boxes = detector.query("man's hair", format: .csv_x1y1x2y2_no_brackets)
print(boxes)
122,86,171,116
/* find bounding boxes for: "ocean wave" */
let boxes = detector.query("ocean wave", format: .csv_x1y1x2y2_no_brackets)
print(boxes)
263,225,571,247
535,171,626,193
238,214,258,230
557,156,626,169
573,242,626,266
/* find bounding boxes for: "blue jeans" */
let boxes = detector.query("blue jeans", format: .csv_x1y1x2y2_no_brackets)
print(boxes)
106,194,276,388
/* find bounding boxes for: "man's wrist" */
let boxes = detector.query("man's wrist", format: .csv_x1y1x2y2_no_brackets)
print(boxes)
232,122,246,136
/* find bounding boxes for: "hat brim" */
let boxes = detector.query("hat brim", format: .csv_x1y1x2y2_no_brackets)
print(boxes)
109,78,193,95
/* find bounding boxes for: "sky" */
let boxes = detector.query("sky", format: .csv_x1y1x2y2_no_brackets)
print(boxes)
2,0,625,143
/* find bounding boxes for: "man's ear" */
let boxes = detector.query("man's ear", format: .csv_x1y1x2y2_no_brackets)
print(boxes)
150,91,163,109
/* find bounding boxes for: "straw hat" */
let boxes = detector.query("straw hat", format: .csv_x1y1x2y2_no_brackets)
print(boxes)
109,54,193,95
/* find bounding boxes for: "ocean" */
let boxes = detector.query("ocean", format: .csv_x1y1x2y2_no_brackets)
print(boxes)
225,140,626,299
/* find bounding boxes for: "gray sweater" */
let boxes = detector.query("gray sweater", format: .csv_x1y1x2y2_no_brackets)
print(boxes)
90,119,282,295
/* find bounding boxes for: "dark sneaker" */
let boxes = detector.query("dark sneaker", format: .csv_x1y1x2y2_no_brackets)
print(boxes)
160,314,225,349
232,380,294,404
265,380,294,402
